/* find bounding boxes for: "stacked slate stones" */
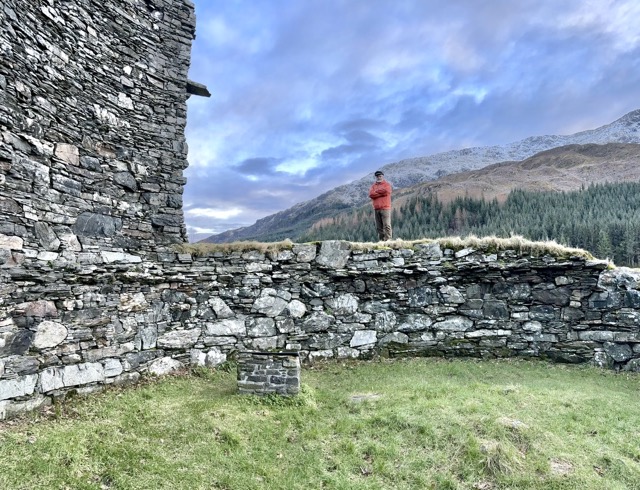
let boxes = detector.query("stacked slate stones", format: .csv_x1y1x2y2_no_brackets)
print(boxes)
237,351,301,396
1,0,639,421
0,0,199,419
0,0,195,256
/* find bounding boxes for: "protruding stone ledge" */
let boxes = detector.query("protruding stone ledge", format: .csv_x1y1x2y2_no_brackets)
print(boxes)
186,80,211,97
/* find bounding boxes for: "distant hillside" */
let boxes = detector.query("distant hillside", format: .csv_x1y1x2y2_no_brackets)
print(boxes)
200,109,640,243
304,142,640,241
301,167,640,267
394,142,640,207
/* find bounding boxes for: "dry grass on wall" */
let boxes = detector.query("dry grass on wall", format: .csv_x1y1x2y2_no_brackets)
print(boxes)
178,235,598,261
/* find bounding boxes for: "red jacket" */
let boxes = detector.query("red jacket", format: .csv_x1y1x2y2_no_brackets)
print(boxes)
369,180,392,210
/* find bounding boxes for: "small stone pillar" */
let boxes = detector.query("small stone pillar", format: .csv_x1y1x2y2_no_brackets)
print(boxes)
237,351,301,396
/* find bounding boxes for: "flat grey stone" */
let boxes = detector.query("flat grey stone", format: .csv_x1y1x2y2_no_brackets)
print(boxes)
33,321,68,349
316,240,350,268
205,319,245,336
0,375,38,401
148,357,184,375
350,330,376,347
41,363,105,392
157,329,201,349
73,212,122,237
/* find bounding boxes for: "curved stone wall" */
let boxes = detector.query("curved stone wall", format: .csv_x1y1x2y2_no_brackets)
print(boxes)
1,240,639,418
1,1,639,420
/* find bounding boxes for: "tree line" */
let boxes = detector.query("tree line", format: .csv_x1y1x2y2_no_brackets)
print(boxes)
300,182,640,266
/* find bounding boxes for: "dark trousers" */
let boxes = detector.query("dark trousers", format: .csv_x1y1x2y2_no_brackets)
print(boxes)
374,209,392,241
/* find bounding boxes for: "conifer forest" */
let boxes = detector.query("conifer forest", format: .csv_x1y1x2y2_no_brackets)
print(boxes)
301,182,640,267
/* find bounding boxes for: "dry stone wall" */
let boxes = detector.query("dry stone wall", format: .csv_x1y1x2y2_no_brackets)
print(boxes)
0,0,198,418
2,239,640,418
1,1,640,420
1,0,195,256
237,351,301,396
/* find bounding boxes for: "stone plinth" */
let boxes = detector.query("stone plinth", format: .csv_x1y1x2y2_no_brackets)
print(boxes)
237,351,301,396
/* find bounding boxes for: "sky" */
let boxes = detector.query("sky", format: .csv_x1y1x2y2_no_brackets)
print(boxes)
183,0,640,242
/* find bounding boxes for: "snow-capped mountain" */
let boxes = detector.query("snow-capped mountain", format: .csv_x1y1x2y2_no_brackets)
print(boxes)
201,109,640,243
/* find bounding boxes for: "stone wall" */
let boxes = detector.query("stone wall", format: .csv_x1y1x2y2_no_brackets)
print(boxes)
1,1,640,420
2,239,640,418
1,0,195,256
0,0,199,418
237,351,301,396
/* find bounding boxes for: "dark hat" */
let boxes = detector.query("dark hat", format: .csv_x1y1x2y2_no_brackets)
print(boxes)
374,170,384,176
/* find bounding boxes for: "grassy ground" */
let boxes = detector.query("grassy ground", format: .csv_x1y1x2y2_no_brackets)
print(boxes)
0,358,638,490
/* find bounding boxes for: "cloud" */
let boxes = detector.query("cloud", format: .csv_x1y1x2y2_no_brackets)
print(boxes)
185,207,243,220
555,0,640,52
320,129,385,161
184,0,640,241
235,157,281,176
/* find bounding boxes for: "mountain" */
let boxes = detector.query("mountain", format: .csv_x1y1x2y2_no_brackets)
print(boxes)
200,109,640,243
304,147,640,266
393,142,640,207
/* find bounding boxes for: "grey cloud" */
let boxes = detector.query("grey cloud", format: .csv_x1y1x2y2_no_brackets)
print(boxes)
235,157,281,176
185,164,325,217
344,130,382,145
321,128,385,161
321,141,383,161
334,118,386,133
321,144,361,161
396,108,430,132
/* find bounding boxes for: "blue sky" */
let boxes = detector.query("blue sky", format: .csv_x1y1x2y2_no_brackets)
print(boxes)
184,0,640,241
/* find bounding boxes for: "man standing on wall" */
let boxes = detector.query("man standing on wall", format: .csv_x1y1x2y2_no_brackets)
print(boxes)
369,170,393,241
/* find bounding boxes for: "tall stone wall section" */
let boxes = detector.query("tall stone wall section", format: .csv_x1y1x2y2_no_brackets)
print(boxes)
0,0,194,256
0,0,196,418
2,240,640,418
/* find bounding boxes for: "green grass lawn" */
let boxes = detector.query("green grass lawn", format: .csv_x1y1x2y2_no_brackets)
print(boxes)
1,358,639,490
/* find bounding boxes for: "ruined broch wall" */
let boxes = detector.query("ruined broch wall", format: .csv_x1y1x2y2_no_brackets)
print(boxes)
0,0,196,417
2,236,640,418
1,0,194,253
1,1,640,419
